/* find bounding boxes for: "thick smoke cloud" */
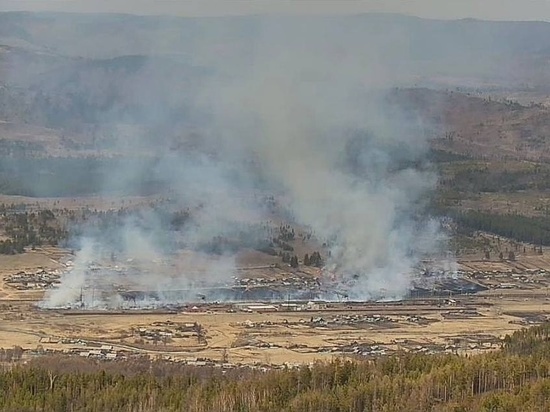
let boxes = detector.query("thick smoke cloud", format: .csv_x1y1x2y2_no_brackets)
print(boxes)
39,16,447,307
197,20,446,298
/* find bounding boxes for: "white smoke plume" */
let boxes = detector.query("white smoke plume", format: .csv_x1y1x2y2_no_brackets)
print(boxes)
197,20,446,299
42,238,95,308
35,15,449,307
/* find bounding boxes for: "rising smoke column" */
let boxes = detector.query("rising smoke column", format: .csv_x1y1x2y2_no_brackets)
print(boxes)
40,15,447,307
199,19,447,299
42,238,95,308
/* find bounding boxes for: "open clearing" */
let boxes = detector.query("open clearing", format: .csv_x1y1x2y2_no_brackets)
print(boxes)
0,294,544,366
0,243,549,366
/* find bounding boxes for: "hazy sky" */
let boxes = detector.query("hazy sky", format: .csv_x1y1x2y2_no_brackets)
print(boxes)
0,0,550,21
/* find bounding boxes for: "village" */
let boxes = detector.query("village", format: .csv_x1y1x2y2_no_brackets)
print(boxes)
4,269,61,290
0,242,548,369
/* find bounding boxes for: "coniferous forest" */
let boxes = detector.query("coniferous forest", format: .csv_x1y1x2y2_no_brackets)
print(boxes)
0,324,549,411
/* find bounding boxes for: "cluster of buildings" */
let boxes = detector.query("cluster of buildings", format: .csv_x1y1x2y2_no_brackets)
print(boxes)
466,269,550,290
317,313,395,327
233,301,327,313
4,269,61,290
131,321,200,343
37,338,121,360
237,274,319,290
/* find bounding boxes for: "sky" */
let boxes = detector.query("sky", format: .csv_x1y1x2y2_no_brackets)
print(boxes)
0,0,550,21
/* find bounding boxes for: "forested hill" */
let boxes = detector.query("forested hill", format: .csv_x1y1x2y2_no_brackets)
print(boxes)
2,324,550,411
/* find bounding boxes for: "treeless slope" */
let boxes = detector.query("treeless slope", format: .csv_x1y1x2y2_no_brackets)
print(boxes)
391,88,550,161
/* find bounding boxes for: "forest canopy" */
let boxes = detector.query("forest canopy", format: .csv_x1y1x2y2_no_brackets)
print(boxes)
2,324,550,412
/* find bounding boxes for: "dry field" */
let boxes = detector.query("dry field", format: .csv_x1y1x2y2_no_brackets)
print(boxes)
0,247,65,301
0,294,544,366
0,245,548,366
0,194,160,211
0,219,548,366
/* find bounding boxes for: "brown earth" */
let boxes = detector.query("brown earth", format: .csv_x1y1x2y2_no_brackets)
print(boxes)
0,241,547,366
392,88,550,161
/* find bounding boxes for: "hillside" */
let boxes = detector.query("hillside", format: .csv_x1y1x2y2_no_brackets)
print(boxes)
2,12,550,155
383,87,550,250
1,12,550,83
392,88,550,161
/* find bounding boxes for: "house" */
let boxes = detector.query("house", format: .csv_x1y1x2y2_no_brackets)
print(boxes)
246,304,278,313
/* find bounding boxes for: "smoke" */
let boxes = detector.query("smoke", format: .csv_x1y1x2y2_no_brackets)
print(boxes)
34,15,449,307
42,238,95,308
197,20,446,299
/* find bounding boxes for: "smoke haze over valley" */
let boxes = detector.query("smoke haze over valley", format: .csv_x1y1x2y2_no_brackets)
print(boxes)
5,8,550,412
0,11,549,306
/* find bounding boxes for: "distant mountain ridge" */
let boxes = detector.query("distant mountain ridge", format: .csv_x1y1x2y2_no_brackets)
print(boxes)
1,12,549,85
1,11,550,156
1,12,550,58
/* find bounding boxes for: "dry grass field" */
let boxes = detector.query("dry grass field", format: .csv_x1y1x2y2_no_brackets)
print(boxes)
0,294,543,366
0,173,547,367
0,194,159,211
0,242,548,366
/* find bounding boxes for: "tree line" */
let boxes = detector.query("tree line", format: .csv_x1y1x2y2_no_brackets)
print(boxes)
441,166,550,193
0,209,68,254
1,324,550,411
450,210,550,246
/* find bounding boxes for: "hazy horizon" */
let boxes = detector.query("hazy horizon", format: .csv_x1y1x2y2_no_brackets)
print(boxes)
0,0,549,22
